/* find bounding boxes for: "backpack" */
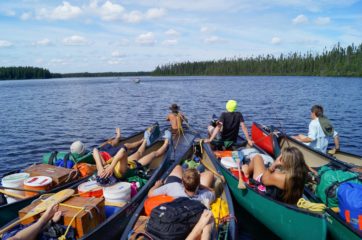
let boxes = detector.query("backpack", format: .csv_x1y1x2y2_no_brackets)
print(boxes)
338,182,362,231
146,197,206,240
316,166,360,207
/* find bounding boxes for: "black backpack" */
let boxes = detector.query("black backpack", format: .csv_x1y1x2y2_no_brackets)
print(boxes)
146,197,206,240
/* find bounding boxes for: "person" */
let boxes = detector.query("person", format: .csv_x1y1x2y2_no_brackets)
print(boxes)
166,103,188,134
241,147,308,204
205,100,253,149
293,105,340,153
186,210,214,240
93,128,171,185
5,204,63,240
148,165,215,207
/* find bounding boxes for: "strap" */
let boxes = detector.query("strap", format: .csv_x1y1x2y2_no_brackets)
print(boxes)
325,176,359,206
63,153,71,168
48,151,58,165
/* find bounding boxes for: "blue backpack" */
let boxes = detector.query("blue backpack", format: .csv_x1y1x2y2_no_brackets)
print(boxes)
338,182,362,231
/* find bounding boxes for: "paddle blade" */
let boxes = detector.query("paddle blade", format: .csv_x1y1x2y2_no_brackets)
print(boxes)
238,178,246,189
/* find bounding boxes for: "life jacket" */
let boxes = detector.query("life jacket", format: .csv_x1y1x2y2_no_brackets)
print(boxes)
146,197,206,240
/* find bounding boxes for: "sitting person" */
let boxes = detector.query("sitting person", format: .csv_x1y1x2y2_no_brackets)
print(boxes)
148,165,215,207
93,129,171,185
166,103,188,134
241,147,308,204
4,204,64,240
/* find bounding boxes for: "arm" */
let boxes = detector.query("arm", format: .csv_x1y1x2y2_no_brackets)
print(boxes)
166,114,170,121
205,124,221,143
148,180,164,197
240,122,253,146
333,133,340,150
186,210,213,240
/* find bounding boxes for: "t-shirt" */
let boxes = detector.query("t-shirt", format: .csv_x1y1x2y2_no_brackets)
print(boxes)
219,112,244,142
307,118,338,153
150,182,215,204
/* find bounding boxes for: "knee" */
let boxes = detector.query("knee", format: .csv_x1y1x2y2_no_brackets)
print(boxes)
92,148,99,155
252,154,263,162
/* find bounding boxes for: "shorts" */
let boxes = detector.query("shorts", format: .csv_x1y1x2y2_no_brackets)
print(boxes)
165,176,182,184
255,173,266,192
101,151,142,179
211,139,234,150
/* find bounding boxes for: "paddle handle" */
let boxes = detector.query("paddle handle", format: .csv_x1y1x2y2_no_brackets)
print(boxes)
0,186,41,193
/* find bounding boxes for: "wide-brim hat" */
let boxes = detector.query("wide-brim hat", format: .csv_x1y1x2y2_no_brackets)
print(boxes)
169,104,180,111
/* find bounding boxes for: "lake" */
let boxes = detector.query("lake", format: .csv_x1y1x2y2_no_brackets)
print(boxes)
0,76,361,239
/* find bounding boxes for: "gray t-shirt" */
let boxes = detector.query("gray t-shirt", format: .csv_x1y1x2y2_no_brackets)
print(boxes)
150,182,215,204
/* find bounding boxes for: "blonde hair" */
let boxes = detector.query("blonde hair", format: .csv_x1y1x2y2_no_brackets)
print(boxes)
281,147,308,204
182,168,200,192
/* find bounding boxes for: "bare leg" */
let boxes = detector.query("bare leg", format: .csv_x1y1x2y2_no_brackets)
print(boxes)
128,139,147,161
200,170,214,188
109,127,121,146
111,148,129,176
137,139,169,166
242,154,266,180
93,148,106,173
124,138,144,150
168,164,183,178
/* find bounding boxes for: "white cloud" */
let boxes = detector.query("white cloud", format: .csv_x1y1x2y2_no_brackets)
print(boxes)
111,50,125,57
271,37,281,45
165,29,180,37
136,32,156,45
293,14,308,24
204,36,224,44
145,8,166,19
162,39,178,46
20,12,32,20
123,11,143,23
63,35,87,45
4,10,16,17
0,40,13,48
200,26,211,33
108,59,121,65
98,1,124,21
315,17,330,25
37,1,82,20
34,38,51,46
50,58,68,65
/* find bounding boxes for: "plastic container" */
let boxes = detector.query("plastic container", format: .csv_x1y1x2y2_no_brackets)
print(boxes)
221,157,238,169
1,173,30,203
78,180,103,198
103,182,131,204
23,176,52,197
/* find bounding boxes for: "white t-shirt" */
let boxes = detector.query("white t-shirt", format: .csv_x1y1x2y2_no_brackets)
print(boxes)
307,118,338,153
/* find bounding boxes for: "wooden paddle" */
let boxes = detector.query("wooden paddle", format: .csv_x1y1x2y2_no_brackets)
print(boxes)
0,185,42,193
236,159,246,189
0,189,75,235
0,189,27,200
200,158,225,183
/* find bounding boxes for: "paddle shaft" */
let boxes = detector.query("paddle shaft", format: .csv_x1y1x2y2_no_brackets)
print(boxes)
0,186,42,193
200,158,225,183
0,189,28,199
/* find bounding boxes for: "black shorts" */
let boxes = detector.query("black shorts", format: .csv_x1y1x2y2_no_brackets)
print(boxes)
165,175,182,184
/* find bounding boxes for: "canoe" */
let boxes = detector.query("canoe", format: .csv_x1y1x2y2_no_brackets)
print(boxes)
0,126,149,228
205,136,327,240
121,135,238,240
252,122,362,239
0,133,176,239
251,122,362,167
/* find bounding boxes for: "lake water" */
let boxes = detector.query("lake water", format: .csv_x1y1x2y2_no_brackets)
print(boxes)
0,76,361,239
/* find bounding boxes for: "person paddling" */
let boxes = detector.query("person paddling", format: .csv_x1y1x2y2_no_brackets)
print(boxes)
166,103,188,134
293,105,340,153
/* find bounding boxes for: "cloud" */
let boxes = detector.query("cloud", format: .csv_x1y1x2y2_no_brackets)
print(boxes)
162,39,178,46
37,1,82,20
136,32,156,45
63,35,88,45
145,8,166,19
111,50,125,57
292,14,308,24
107,59,122,65
3,10,16,17
0,40,13,48
271,37,281,45
98,1,125,21
165,29,180,37
33,38,51,46
123,11,143,23
315,17,330,25
204,36,224,44
20,12,32,20
50,58,68,65
200,26,211,33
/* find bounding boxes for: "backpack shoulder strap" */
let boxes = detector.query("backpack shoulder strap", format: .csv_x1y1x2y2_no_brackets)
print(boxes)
48,151,58,165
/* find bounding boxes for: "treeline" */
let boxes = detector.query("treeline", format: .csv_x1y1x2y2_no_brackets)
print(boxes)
153,43,362,77
0,66,52,80
60,71,150,78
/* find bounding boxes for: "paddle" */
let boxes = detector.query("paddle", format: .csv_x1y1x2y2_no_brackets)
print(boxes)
0,189,75,235
200,158,225,183
236,159,246,189
0,185,42,193
0,189,27,200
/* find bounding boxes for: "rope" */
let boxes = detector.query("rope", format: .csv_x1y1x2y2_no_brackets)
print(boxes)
58,206,84,240
296,198,326,212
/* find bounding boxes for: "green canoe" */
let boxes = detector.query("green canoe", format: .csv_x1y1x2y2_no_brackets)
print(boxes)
203,139,327,240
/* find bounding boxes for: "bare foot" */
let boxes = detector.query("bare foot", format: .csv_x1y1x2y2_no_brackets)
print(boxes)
115,128,121,139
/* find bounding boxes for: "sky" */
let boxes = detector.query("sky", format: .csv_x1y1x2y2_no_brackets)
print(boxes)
0,0,361,73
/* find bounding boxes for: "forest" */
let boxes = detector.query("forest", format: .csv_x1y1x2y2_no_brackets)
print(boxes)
0,66,52,80
153,43,362,77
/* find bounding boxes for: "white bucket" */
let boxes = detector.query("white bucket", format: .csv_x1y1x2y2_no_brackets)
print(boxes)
1,173,30,203
103,182,131,204
221,157,238,169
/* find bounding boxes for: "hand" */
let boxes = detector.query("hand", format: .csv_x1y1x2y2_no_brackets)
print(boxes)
52,211,62,223
247,139,253,146
204,138,211,143
198,210,213,227
42,204,59,223
154,180,163,188
100,166,114,178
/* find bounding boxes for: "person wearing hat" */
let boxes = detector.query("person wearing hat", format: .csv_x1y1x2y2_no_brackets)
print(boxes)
166,103,188,134
205,100,253,149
